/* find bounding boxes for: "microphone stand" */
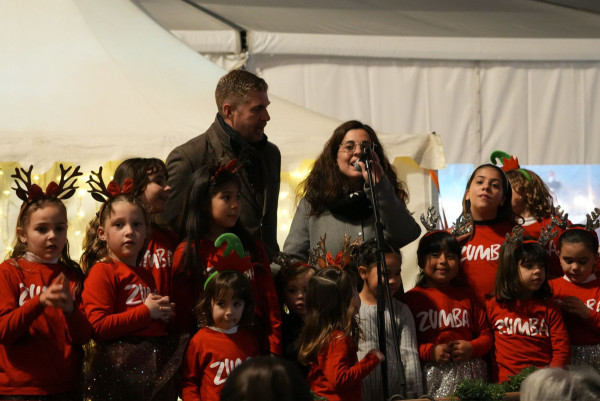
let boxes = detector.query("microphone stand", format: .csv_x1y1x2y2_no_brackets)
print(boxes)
362,145,407,401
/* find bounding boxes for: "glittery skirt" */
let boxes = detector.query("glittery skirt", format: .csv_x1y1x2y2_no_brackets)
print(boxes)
82,334,189,401
422,358,488,398
571,344,600,371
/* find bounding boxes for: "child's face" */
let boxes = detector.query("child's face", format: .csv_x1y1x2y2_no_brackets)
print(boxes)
422,250,459,287
518,260,545,297
17,204,67,261
141,168,170,214
284,270,314,317
465,167,505,220
559,242,598,283
510,184,527,217
211,291,245,330
361,253,403,297
210,181,241,232
98,201,147,266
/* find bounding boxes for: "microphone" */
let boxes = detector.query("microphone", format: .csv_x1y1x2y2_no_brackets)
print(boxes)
354,141,374,172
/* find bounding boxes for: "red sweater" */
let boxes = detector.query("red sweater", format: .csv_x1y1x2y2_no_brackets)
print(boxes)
180,326,259,401
521,217,564,279
140,223,178,297
0,258,90,395
460,219,515,304
550,276,600,345
486,297,570,382
307,331,380,401
172,239,282,354
402,285,493,362
82,260,167,341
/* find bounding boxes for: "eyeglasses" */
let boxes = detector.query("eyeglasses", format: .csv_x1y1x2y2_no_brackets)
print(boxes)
338,140,376,154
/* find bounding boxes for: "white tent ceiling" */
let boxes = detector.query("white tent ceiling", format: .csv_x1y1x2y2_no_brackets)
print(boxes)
141,0,600,166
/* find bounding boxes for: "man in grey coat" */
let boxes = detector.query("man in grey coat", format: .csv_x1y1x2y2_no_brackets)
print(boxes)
163,70,281,258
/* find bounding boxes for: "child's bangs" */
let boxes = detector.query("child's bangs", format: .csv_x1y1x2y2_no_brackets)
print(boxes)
517,242,548,265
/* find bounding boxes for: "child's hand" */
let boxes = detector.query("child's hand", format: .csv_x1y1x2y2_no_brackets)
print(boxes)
367,348,385,362
433,343,451,363
449,340,473,362
39,273,74,314
145,294,174,322
560,296,590,319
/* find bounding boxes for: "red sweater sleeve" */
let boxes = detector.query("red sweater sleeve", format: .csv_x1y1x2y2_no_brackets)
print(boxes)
0,294,45,345
180,338,202,401
254,242,282,355
322,336,380,391
82,264,153,341
548,302,571,368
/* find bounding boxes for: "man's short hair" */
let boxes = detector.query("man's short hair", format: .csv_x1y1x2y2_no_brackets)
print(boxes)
215,70,268,115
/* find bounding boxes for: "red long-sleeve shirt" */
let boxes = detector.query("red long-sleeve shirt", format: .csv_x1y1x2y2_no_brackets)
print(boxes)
486,297,570,382
82,260,167,341
307,331,380,401
140,223,178,297
402,285,493,362
171,239,282,354
460,219,515,304
180,326,259,401
0,258,90,395
550,276,600,345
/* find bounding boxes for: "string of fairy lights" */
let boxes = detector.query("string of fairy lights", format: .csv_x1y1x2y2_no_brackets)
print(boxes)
0,161,314,260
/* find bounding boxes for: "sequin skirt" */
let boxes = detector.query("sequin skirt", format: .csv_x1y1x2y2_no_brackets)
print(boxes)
571,344,600,371
82,334,189,401
422,358,488,398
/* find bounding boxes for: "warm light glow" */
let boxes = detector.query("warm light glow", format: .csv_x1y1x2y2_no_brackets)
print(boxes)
33,175,40,181
280,224,289,232
279,191,289,200
75,231,81,236
77,211,85,217
290,169,310,180
78,189,86,197
2,191,10,195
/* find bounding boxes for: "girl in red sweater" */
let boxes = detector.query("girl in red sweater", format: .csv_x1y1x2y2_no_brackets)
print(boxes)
402,231,492,398
549,221,600,370
0,165,90,400
297,267,384,401
486,229,570,383
80,169,184,401
180,267,258,401
459,163,516,305
171,160,281,354
114,158,179,298
492,150,565,278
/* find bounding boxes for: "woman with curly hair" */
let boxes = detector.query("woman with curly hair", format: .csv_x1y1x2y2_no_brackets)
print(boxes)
283,120,421,260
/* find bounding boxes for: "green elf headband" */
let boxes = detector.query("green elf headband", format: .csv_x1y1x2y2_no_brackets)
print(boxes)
490,150,532,182
204,233,254,290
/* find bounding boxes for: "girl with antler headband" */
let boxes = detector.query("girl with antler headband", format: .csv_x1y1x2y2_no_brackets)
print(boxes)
491,150,567,278
402,208,492,398
80,168,185,401
180,234,259,401
114,158,179,298
0,165,91,399
297,266,384,401
171,161,281,355
549,211,600,370
486,226,570,383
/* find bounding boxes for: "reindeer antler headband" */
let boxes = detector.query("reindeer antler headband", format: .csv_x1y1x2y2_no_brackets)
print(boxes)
505,224,557,248
490,150,532,182
87,166,134,218
208,159,241,182
12,164,82,222
557,207,600,242
308,234,362,270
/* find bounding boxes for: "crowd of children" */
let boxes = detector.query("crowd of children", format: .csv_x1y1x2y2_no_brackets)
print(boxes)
1,151,599,401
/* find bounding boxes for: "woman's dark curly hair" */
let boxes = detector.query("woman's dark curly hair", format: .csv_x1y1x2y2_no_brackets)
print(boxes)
297,120,408,215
